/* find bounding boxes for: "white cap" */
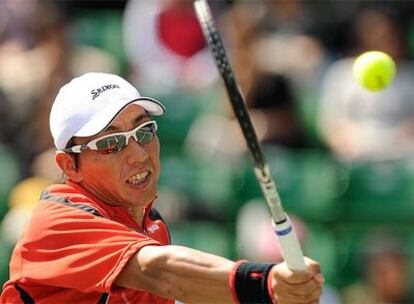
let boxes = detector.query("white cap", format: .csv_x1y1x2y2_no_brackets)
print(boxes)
50,72,166,150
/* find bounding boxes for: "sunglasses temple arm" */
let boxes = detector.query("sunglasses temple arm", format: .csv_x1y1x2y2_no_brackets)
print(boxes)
64,145,86,153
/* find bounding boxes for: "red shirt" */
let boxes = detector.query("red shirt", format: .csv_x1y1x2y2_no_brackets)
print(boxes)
1,181,173,304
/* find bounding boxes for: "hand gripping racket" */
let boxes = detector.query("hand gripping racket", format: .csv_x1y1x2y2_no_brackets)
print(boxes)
194,0,306,271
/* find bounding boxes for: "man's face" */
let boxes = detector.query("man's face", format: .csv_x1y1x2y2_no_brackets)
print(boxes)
73,104,160,209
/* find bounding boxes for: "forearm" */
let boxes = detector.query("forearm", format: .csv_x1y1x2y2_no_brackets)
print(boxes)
115,245,323,304
115,245,235,303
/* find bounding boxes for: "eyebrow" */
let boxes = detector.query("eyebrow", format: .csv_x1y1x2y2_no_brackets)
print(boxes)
105,112,149,132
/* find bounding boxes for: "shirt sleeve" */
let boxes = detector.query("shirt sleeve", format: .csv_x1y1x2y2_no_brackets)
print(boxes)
15,201,160,293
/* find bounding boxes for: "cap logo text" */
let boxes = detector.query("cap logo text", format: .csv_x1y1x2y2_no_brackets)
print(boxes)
91,84,120,100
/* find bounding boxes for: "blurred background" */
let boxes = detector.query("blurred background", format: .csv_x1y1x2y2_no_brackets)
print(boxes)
2,0,414,303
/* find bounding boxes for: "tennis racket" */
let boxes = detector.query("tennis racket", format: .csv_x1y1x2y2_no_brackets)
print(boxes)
194,0,306,271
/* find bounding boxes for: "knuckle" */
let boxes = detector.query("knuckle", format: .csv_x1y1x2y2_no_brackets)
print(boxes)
290,281,321,297
312,285,323,299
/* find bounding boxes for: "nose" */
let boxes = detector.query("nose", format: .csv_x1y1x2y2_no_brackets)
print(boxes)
125,137,149,164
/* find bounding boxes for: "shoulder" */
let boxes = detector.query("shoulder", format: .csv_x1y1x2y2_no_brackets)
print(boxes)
23,184,116,242
36,183,109,218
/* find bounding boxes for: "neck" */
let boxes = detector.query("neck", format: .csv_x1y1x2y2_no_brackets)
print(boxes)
69,180,149,227
126,206,146,226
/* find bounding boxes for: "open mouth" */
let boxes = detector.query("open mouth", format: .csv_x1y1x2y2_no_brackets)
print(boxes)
127,171,150,186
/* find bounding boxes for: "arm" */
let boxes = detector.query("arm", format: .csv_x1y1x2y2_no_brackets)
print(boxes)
115,245,234,303
115,245,323,304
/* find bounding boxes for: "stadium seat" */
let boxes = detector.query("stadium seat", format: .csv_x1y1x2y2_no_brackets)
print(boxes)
305,223,338,285
158,148,237,218
0,144,21,220
168,221,233,258
155,91,209,147
341,159,414,222
235,147,342,222
0,236,14,288
72,10,128,72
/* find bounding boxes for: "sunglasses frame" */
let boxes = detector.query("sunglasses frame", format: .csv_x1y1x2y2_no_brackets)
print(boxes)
63,120,158,154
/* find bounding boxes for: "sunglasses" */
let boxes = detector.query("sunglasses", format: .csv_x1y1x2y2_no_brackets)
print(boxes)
63,120,158,154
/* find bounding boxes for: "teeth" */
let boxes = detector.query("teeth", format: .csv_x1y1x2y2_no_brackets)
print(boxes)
128,171,149,185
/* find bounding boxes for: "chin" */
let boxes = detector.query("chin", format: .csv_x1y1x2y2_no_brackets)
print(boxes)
129,192,157,207
144,191,157,205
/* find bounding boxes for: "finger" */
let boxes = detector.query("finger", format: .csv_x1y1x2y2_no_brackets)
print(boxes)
304,257,321,276
272,263,313,285
304,257,325,285
275,298,320,304
313,273,325,285
272,284,322,304
272,276,322,298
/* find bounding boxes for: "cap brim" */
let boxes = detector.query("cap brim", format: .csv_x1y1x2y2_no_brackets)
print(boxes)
74,97,165,138
133,97,166,116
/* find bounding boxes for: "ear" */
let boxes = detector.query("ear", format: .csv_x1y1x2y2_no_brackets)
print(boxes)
55,152,84,182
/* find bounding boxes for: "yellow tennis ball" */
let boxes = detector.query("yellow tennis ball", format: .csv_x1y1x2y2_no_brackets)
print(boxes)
352,51,396,92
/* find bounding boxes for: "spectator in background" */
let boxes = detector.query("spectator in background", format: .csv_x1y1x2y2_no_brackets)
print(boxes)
0,1,122,174
0,0,39,144
225,0,323,148
123,0,218,94
246,73,307,148
185,1,324,160
318,8,414,162
341,231,414,303
0,2,70,141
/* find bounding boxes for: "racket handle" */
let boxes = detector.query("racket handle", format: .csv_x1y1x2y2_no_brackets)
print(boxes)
273,215,307,271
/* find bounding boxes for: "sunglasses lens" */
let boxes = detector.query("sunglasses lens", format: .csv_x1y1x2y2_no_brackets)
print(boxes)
96,135,126,154
136,123,156,144
137,131,154,144
90,122,156,154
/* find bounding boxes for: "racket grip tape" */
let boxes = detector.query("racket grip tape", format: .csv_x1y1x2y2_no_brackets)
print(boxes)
273,215,307,271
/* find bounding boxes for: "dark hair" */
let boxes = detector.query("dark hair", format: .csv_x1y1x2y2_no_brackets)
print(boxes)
66,138,80,169
60,138,80,184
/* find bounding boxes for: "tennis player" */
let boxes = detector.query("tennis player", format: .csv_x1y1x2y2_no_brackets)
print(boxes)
1,73,323,303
